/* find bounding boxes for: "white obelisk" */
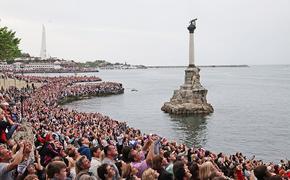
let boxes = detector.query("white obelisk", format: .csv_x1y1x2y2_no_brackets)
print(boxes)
40,25,47,60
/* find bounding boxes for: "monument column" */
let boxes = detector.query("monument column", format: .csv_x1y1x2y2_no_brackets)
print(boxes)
188,19,197,67
161,19,214,115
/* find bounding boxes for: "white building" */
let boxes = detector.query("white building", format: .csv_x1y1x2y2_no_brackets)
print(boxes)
21,63,61,70
0,63,13,70
0,62,62,71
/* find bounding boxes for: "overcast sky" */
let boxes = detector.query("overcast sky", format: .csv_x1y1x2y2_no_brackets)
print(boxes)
1,0,290,65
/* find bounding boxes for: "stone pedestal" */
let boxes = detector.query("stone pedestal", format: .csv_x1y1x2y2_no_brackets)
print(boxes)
161,66,214,115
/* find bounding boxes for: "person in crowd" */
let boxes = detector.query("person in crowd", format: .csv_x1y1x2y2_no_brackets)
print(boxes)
199,161,224,180
141,168,159,180
254,165,272,180
89,146,102,177
75,156,96,180
39,135,62,166
165,151,177,175
235,164,245,180
102,144,120,180
0,141,24,180
115,160,140,180
16,141,35,178
97,163,116,180
189,161,199,180
65,145,82,179
78,137,92,161
23,174,39,180
0,105,19,143
152,155,173,180
17,146,44,180
46,161,67,180
129,137,155,178
173,161,192,180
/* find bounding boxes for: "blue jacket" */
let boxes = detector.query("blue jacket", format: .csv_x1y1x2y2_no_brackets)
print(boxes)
78,145,92,161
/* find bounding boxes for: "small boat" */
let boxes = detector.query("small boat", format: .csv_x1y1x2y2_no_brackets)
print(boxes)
131,88,138,92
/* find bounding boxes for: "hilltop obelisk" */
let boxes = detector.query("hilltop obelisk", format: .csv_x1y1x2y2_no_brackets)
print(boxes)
40,25,47,60
161,19,214,115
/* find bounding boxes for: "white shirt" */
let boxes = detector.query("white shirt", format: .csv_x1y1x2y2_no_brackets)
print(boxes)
90,157,102,178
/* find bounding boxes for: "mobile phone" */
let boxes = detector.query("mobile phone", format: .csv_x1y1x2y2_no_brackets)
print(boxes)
154,138,162,155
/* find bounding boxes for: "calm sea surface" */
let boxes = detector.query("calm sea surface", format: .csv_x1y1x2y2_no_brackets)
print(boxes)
58,65,290,162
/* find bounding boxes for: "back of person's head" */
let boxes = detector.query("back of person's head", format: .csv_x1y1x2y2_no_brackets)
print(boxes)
24,174,39,180
254,165,270,180
121,146,132,163
189,162,199,180
209,171,223,180
173,161,186,180
205,150,211,157
97,163,109,180
78,137,84,146
120,162,132,178
79,174,96,180
163,151,171,161
115,161,123,177
199,161,216,180
152,155,163,170
142,168,159,180
266,175,282,180
46,161,67,179
212,176,228,180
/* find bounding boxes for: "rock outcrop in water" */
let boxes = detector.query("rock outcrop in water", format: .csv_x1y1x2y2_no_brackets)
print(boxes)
161,65,214,115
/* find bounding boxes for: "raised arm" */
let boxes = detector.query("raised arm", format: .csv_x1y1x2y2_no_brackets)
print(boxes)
145,138,156,164
5,142,24,172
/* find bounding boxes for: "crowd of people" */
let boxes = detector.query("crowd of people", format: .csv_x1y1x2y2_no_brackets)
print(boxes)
0,75,289,180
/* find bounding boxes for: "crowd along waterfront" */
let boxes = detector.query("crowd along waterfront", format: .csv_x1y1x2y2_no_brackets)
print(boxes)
0,65,289,180
62,65,290,163
17,65,289,162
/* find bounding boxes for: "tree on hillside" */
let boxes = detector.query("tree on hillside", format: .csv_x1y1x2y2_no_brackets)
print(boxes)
0,26,21,63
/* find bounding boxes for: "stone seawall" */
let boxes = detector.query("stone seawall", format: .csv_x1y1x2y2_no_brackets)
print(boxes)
58,89,124,105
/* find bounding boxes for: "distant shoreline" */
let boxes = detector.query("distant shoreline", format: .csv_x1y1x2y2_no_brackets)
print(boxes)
147,65,249,68
10,69,99,74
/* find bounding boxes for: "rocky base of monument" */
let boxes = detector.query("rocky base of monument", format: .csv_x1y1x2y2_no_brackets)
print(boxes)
162,66,214,115
161,101,214,115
